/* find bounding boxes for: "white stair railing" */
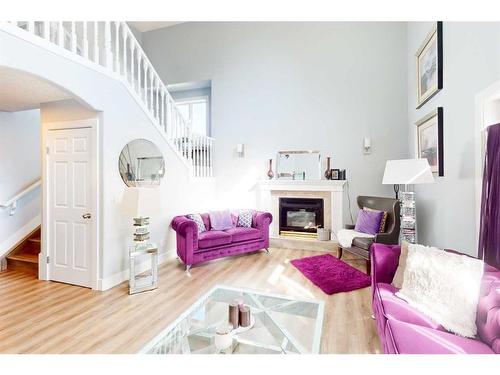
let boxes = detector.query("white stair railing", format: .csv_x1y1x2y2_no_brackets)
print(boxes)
4,21,214,178
0,179,41,216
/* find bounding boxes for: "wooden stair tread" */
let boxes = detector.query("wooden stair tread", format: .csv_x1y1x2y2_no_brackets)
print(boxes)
28,237,41,243
7,253,39,263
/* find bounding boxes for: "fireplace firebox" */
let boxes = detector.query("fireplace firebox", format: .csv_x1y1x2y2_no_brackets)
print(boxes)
279,198,324,237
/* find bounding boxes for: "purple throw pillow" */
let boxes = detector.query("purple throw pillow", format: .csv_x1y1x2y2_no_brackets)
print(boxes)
209,210,233,231
354,209,384,235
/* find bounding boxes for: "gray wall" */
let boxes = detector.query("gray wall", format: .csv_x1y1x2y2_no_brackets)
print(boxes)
407,22,500,255
0,110,41,254
142,22,409,223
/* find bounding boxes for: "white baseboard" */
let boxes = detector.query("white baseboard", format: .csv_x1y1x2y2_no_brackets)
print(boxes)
98,250,173,291
0,214,41,259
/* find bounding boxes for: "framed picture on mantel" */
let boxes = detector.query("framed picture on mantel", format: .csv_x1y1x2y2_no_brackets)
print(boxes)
415,21,443,108
415,107,444,176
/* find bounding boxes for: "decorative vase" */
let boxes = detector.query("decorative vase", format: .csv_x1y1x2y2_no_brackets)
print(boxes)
324,157,332,180
267,159,274,179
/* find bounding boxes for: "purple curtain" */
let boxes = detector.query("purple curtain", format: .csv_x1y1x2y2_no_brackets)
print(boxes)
478,123,500,269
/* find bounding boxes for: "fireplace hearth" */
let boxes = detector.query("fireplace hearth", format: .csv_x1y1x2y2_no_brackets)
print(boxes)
279,198,324,237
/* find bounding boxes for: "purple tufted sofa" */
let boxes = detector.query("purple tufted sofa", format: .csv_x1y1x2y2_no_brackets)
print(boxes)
171,211,272,270
371,243,500,354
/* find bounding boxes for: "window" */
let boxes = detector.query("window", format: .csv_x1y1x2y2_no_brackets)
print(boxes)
175,96,209,136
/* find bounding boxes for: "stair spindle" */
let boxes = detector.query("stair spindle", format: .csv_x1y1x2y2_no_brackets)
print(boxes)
71,21,77,54
82,22,89,58
93,21,99,63
104,21,113,69
43,22,50,40
58,22,64,47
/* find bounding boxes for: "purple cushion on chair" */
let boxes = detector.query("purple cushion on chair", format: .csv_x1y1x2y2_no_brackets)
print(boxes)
198,230,232,249
209,210,233,231
354,209,384,235
224,227,261,243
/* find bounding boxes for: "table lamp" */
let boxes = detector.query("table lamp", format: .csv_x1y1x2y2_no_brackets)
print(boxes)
382,158,434,243
122,187,161,244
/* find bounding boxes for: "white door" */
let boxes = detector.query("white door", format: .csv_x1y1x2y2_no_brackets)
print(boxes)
47,126,93,287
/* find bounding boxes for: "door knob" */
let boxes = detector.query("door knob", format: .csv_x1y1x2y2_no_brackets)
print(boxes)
83,213,91,219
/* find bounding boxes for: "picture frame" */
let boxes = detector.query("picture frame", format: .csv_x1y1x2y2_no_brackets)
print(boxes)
415,21,443,109
330,169,340,180
415,107,444,176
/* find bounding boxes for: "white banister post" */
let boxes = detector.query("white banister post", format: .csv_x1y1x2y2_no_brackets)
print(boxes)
93,21,99,63
70,21,77,53
43,22,50,40
143,66,148,103
114,22,120,73
27,21,35,33
187,121,193,164
82,22,89,59
149,71,154,112
166,97,171,138
160,90,165,130
130,44,136,90
58,22,64,47
122,27,127,81
155,80,160,121
205,138,209,177
137,55,142,96
104,21,113,69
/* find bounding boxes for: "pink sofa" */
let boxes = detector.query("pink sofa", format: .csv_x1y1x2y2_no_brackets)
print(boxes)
171,211,272,270
371,243,500,354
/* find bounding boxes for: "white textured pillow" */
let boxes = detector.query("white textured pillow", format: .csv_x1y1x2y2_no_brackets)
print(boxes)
396,244,484,338
237,210,253,228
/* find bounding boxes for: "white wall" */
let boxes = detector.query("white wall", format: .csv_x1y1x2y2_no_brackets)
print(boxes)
0,109,41,256
407,22,500,256
141,22,409,223
1,29,215,288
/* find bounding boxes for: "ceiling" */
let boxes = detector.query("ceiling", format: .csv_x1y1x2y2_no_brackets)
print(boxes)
0,67,71,112
128,22,184,32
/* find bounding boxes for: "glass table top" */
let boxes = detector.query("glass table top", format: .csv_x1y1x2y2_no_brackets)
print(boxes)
140,285,324,354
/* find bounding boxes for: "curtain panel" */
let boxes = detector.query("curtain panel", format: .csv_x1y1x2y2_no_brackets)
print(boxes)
478,123,500,269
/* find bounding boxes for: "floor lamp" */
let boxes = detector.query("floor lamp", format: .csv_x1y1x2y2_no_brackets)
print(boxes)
382,159,435,244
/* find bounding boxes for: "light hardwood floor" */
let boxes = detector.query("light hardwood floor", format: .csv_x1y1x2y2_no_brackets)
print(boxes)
0,248,381,354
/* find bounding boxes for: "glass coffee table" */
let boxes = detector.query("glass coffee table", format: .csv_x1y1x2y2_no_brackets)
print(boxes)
140,285,324,354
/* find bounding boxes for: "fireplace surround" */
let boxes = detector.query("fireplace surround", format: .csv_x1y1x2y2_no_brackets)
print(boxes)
279,198,324,236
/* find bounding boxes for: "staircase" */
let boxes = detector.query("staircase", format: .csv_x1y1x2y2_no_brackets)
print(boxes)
5,227,40,276
2,21,214,178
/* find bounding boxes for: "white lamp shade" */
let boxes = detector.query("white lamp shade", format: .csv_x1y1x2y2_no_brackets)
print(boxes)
382,158,435,185
122,187,161,217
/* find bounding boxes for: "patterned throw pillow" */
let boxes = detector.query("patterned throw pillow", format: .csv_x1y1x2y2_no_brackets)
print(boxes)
363,207,388,233
237,210,254,228
187,213,206,234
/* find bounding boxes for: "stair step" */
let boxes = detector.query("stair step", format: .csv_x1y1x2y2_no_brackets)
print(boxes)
7,253,39,264
28,237,41,244
6,253,38,276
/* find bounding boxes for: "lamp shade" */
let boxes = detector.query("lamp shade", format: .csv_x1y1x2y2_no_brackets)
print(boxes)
382,158,435,185
122,187,161,217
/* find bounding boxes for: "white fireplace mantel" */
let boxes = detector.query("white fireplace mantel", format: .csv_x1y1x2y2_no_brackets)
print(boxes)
256,179,346,238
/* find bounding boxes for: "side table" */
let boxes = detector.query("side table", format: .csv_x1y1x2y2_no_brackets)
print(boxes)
129,242,158,294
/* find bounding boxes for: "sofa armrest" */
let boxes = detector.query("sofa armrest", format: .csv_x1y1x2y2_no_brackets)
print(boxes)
171,215,198,265
371,243,400,285
253,211,273,229
344,224,355,230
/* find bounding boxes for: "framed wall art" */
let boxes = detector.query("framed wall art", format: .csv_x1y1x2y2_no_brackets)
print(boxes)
415,107,444,176
416,21,443,108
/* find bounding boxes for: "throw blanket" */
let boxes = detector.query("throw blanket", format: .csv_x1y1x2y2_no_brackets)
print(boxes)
336,229,374,248
396,244,484,338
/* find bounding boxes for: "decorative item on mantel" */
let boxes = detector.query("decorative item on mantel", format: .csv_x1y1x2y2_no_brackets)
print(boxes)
324,156,332,180
267,159,274,179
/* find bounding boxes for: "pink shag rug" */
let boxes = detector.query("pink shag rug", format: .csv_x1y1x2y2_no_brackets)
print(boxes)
290,254,371,295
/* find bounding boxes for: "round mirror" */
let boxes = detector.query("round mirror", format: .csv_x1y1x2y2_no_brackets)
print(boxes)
119,139,165,187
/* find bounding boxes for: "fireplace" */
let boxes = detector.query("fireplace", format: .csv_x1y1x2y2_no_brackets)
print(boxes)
279,198,324,237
